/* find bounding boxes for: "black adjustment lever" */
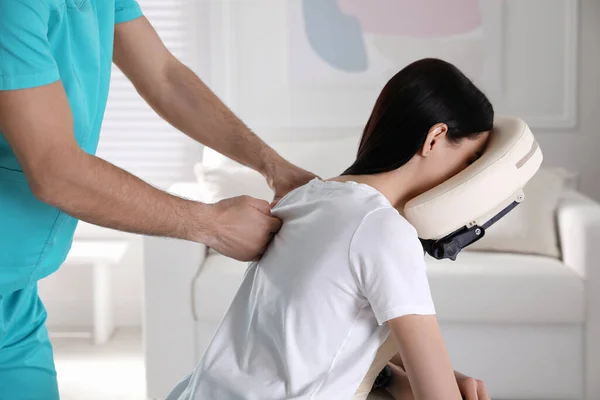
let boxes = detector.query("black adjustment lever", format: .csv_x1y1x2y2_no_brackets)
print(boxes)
419,200,521,261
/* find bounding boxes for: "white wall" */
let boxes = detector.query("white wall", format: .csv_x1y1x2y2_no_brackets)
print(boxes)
210,0,600,200
534,0,600,201
40,0,600,329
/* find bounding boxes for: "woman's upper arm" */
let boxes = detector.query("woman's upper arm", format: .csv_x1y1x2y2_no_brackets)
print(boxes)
349,208,435,324
349,208,458,398
388,314,461,400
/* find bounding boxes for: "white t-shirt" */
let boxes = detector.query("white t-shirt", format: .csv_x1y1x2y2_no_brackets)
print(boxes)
167,179,435,400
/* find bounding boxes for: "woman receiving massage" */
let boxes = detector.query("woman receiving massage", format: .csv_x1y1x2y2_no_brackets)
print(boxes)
167,58,495,400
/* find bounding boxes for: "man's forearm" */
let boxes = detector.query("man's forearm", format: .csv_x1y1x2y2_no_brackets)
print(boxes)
142,57,282,180
33,148,213,242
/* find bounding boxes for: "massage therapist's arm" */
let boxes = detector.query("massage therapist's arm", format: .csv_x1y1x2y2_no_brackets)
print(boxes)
113,17,315,202
388,315,462,400
0,82,280,261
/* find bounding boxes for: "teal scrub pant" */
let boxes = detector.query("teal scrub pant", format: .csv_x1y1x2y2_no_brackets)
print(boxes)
0,284,59,400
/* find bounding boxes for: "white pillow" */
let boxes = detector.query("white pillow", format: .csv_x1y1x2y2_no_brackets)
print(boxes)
466,167,567,258
197,136,361,204
194,164,273,204
202,135,360,179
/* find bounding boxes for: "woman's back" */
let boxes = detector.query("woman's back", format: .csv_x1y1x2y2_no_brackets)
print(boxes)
169,179,435,400
166,58,494,400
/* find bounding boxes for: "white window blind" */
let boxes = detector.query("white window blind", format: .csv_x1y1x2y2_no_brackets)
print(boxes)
97,0,201,189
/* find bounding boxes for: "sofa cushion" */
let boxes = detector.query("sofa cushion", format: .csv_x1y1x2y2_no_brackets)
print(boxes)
194,164,272,204
427,252,584,324
193,251,584,326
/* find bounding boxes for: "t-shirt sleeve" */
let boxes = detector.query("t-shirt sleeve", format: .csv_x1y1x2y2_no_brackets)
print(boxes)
349,207,436,325
115,0,143,24
0,1,60,90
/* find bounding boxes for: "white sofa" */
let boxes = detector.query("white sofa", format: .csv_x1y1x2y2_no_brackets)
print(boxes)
143,136,600,400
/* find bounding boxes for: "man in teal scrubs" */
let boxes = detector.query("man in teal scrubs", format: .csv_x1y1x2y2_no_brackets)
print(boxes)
0,1,314,398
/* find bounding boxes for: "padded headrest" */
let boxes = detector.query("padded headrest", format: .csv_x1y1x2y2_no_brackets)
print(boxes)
404,116,542,259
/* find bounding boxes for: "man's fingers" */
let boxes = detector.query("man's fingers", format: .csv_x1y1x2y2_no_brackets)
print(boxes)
270,197,281,209
267,216,283,233
252,232,278,261
245,197,273,215
241,197,282,233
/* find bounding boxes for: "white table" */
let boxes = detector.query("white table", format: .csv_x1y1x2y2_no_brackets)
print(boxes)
64,241,128,345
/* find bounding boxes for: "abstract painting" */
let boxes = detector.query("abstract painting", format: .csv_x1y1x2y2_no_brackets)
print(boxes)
289,0,495,90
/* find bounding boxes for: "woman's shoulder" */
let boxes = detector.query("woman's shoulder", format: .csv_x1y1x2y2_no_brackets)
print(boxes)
350,206,423,258
359,206,418,239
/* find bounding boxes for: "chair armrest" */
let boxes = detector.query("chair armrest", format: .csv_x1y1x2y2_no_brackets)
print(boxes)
143,182,209,399
556,190,600,399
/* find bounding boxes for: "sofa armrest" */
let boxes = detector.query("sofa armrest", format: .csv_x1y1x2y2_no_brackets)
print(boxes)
558,190,600,277
143,182,208,399
557,190,600,400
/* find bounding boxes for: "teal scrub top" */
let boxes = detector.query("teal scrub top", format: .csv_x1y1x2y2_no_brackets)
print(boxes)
0,0,143,294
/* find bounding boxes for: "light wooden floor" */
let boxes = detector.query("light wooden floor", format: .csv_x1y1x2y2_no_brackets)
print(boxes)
52,329,521,400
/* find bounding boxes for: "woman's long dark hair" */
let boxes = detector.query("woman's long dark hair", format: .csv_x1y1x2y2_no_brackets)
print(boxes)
343,58,494,175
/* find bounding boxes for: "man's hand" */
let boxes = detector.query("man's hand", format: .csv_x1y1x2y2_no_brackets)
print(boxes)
266,160,317,206
203,196,282,261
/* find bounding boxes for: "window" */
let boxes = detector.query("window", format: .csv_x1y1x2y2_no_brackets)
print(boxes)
97,0,205,189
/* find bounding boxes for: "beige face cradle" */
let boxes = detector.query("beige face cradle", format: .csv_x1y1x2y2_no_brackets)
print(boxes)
404,116,543,260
